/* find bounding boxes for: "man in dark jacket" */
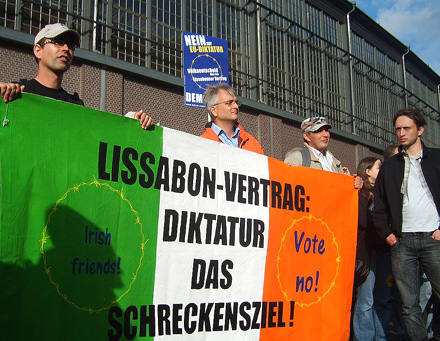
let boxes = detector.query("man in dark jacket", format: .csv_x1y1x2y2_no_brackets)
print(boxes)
374,107,440,341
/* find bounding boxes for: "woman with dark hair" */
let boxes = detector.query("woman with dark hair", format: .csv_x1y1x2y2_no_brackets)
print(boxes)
352,157,393,341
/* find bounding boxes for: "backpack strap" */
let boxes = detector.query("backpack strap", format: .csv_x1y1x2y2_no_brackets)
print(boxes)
299,147,311,167
284,147,311,167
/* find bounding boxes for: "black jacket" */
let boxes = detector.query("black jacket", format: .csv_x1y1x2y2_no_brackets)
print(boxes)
373,144,440,241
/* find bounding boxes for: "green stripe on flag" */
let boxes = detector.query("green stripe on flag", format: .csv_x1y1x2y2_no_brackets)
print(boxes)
0,94,162,340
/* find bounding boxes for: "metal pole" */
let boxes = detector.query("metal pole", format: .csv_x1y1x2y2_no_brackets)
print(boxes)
402,45,410,107
256,6,264,103
346,1,356,134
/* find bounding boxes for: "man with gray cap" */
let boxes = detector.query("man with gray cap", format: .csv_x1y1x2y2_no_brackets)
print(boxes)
284,116,349,173
0,23,153,128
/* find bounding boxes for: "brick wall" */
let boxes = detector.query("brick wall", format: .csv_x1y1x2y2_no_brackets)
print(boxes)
0,41,382,170
0,42,36,82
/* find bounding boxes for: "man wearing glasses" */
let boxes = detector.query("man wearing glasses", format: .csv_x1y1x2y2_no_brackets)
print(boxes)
1,23,83,105
0,23,153,129
200,83,264,155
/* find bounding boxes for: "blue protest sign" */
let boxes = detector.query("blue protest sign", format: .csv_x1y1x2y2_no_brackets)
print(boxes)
183,32,229,107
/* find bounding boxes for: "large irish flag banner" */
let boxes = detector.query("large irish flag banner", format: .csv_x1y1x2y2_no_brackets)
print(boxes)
0,94,357,340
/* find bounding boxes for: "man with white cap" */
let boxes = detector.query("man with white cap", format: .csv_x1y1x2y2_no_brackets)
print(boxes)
284,116,349,173
1,23,82,104
0,23,153,129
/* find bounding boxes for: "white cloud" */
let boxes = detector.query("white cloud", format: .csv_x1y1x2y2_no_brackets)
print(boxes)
373,0,440,74
355,0,440,75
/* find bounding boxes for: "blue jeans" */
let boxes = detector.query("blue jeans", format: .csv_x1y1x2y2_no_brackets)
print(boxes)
353,249,393,341
391,281,407,339
392,232,440,341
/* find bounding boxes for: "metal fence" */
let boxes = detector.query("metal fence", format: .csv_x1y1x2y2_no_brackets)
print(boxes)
1,0,439,147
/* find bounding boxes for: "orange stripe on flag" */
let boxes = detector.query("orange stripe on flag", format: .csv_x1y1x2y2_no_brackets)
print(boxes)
260,158,358,340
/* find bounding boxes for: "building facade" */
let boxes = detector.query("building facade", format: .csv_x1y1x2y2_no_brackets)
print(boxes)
1,0,439,171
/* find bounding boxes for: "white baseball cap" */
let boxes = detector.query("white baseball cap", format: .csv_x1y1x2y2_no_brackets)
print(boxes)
34,23,80,46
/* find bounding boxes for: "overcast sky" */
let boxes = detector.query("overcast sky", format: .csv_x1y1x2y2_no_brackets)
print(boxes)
355,0,440,76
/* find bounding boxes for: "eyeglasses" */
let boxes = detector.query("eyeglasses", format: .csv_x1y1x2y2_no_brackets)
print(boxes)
39,38,77,51
213,99,241,107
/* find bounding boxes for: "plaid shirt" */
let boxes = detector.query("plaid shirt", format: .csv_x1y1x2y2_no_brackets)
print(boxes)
400,148,435,205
